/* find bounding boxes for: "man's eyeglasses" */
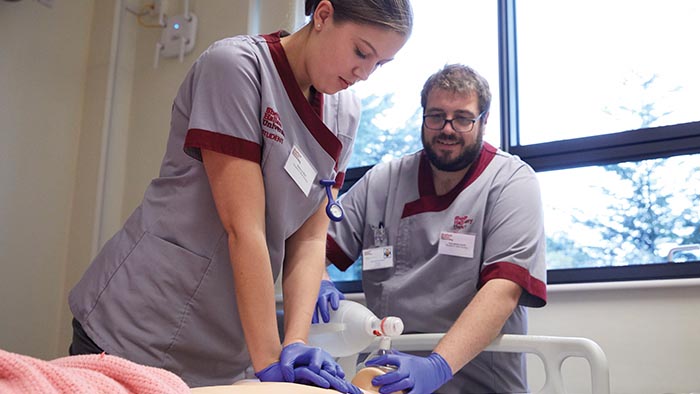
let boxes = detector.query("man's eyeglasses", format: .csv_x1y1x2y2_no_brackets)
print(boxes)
422,111,486,133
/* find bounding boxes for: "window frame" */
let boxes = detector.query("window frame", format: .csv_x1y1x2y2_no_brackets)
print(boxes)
331,0,700,290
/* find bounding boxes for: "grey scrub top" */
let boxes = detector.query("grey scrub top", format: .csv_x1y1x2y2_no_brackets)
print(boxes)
327,146,547,393
69,31,360,387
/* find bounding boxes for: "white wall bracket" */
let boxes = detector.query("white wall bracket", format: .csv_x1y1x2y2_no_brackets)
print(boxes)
153,12,197,68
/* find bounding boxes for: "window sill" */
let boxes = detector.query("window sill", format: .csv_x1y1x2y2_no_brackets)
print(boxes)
547,277,700,293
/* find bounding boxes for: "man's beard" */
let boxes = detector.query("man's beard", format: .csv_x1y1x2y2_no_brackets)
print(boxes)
422,128,484,172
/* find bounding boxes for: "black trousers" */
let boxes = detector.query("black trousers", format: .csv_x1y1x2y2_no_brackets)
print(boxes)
68,318,104,355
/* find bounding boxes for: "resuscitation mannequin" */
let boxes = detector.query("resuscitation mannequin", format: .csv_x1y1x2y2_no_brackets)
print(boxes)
189,366,401,393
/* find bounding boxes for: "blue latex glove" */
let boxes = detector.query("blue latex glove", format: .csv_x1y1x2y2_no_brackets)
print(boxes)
255,360,360,393
294,367,362,394
279,342,361,394
313,280,345,324
254,362,284,382
365,351,453,394
280,342,344,379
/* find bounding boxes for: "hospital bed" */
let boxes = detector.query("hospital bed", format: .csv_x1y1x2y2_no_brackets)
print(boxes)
337,333,611,394
0,332,609,393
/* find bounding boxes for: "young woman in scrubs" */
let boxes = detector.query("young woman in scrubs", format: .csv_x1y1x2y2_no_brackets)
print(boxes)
67,1,412,392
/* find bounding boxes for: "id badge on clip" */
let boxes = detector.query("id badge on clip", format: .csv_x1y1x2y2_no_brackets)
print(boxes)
438,231,476,258
362,246,394,271
284,145,317,197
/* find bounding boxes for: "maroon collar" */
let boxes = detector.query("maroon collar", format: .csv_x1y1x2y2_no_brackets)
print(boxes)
402,143,497,218
262,31,342,168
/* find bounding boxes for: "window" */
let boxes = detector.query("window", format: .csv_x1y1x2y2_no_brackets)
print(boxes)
346,0,499,168
329,0,700,289
540,156,700,266
516,0,700,144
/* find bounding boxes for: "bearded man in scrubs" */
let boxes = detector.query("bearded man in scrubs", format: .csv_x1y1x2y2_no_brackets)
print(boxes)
315,64,547,394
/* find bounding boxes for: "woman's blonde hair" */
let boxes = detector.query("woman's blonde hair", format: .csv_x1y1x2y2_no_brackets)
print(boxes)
305,0,413,36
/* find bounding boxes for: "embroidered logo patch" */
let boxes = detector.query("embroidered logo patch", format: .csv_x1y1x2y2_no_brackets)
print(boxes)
262,107,285,144
453,215,474,230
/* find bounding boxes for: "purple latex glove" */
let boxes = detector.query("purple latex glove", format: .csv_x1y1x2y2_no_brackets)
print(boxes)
279,343,361,394
366,351,453,394
313,280,345,324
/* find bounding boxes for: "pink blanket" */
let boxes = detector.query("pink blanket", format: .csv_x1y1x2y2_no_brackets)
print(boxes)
0,348,190,393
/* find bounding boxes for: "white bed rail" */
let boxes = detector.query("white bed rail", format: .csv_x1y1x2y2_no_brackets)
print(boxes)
337,333,610,394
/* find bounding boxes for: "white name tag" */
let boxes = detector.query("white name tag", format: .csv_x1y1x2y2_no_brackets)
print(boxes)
362,246,394,270
284,145,317,197
438,231,475,258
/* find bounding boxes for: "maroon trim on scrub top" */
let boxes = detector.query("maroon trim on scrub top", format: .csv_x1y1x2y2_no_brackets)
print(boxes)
326,235,356,271
479,261,547,307
308,86,324,117
334,172,346,189
401,143,497,219
185,128,262,163
263,32,342,167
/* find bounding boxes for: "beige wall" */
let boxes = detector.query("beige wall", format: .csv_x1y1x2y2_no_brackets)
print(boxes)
527,280,700,394
0,1,698,393
0,0,95,359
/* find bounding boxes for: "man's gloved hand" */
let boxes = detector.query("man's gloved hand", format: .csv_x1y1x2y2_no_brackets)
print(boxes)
365,351,453,394
279,342,361,394
313,280,345,324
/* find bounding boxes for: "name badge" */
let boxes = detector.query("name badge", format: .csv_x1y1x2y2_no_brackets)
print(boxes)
438,231,475,258
284,145,317,197
362,246,394,271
